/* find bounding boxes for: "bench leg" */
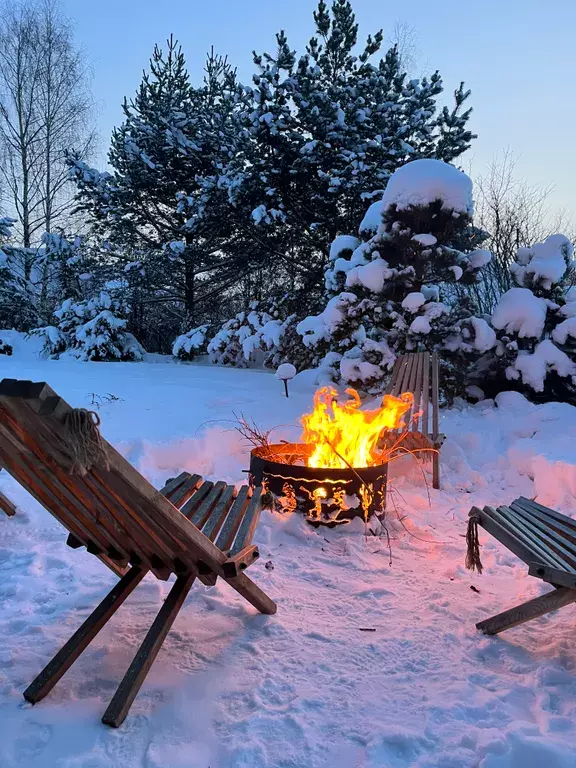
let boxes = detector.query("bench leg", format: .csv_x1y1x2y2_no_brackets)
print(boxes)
476,587,576,635
24,565,147,704
432,450,440,490
102,572,196,727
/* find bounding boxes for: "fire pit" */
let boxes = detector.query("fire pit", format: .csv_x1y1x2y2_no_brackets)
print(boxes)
249,386,413,526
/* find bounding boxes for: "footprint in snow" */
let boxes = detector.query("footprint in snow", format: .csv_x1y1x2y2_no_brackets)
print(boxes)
13,722,53,763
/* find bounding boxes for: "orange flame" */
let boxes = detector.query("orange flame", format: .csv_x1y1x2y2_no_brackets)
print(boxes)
300,387,413,469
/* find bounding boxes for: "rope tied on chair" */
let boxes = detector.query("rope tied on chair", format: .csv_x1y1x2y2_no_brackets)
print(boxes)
63,409,110,476
465,509,483,574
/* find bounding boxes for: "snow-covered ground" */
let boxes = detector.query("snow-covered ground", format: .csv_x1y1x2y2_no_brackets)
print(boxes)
1,332,576,767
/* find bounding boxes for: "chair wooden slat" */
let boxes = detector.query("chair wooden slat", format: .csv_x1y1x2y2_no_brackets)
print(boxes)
508,502,576,571
421,351,430,436
215,486,251,552
181,481,214,520
494,506,574,572
230,487,264,555
201,485,236,542
187,481,227,529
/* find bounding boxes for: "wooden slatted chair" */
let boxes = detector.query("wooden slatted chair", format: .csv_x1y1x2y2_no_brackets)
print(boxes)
383,351,444,489
0,378,276,727
466,497,576,636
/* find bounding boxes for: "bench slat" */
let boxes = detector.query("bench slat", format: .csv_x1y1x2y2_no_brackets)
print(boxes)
479,506,543,566
431,352,439,439
516,497,576,530
411,352,424,433
201,486,236,542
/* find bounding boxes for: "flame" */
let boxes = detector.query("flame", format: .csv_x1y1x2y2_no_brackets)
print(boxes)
300,387,413,469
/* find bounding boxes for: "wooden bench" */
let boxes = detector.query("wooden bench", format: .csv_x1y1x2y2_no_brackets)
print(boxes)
383,351,444,489
0,378,275,727
467,497,576,636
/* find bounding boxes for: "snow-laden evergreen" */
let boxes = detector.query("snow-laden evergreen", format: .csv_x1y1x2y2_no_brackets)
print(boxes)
297,159,493,398
34,292,144,362
487,234,576,400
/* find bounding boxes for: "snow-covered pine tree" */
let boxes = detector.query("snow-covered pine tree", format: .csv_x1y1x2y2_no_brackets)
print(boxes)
227,0,476,300
487,234,576,401
298,159,494,399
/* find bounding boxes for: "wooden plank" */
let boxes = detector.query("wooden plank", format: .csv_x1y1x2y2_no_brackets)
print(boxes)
420,351,430,436
222,545,259,577
411,352,424,433
386,358,403,396
512,500,576,553
23,566,147,704
230,487,264,555
431,352,440,440
0,488,16,516
225,571,277,615
215,486,251,552
101,572,196,728
167,474,202,508
201,485,236,541
478,507,541,566
180,481,214,519
507,503,576,572
516,497,576,530
476,586,576,635
494,506,571,571
390,356,409,397
188,481,227,528
161,472,194,501
528,562,576,590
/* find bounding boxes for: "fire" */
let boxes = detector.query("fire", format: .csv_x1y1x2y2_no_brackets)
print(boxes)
300,386,413,469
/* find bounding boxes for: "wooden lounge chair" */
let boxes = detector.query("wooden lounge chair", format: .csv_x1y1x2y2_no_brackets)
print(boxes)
0,378,276,727
383,351,444,489
466,497,576,636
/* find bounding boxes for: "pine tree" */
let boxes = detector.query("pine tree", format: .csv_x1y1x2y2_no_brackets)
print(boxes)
298,159,494,398
69,39,245,336
487,235,576,401
226,0,477,299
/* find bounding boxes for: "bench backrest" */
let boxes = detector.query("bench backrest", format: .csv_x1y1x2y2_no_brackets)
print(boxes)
0,379,235,580
385,352,439,438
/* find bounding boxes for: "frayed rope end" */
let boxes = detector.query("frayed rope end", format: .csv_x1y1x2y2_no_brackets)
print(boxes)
465,512,483,574
63,408,110,476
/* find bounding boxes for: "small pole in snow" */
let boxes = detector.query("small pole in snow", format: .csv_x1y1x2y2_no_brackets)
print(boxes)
275,363,297,399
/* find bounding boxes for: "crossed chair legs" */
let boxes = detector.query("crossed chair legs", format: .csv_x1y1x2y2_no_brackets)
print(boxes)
26,566,209,727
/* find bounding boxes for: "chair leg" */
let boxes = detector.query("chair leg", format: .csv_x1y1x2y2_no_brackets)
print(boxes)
477,586,576,635
226,572,277,615
102,572,196,728
24,565,147,704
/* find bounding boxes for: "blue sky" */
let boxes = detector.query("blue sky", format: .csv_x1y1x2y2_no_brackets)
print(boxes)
62,0,576,222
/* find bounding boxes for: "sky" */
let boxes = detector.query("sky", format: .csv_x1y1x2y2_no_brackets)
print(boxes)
62,0,576,223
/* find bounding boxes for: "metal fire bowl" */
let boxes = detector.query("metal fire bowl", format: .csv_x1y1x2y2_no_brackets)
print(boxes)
249,443,387,525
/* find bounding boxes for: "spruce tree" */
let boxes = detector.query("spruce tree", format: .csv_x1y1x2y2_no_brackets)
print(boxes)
298,159,494,399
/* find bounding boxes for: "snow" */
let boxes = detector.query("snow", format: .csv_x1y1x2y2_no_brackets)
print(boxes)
468,249,492,269
408,315,431,334
346,258,392,293
358,200,383,235
3,342,576,765
512,235,574,290
471,317,497,353
379,159,474,217
275,362,297,380
329,234,360,261
401,292,426,313
491,287,548,339
411,233,437,247
297,293,357,346
552,316,576,345
512,339,576,392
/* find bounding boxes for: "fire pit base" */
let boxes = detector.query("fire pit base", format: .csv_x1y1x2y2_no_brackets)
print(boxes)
249,444,387,526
